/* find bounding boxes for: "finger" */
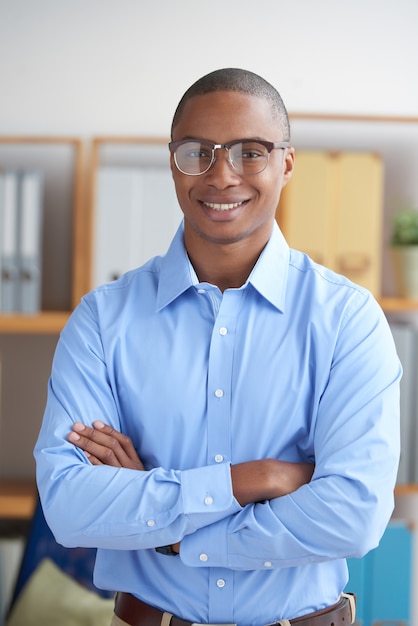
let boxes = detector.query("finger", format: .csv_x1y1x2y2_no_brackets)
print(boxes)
90,421,145,470
69,422,144,470
84,451,104,466
92,421,142,463
68,429,123,467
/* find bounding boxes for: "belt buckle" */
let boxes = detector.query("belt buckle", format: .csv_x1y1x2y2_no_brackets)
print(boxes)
191,623,237,626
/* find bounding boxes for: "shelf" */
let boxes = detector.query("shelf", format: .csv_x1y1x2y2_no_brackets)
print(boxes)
395,484,418,496
379,297,418,312
0,301,414,332
0,480,36,520
0,311,70,334
0,308,410,337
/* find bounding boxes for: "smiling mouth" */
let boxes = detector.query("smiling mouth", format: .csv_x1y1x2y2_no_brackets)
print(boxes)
203,201,244,211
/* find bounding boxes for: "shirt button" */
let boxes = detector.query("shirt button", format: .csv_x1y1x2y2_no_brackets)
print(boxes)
216,579,226,588
199,553,208,562
215,389,224,398
214,454,224,463
264,561,273,568
204,496,213,506
146,519,155,527
197,289,205,294
219,327,227,335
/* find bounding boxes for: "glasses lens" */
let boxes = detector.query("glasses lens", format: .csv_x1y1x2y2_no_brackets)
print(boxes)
229,142,270,175
174,141,213,175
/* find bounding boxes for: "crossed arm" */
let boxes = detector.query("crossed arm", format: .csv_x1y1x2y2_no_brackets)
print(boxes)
68,421,314,509
69,421,314,554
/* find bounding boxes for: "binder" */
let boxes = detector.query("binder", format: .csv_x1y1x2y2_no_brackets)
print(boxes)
0,171,19,312
94,167,144,288
17,171,44,314
279,151,383,296
346,520,412,625
93,166,181,289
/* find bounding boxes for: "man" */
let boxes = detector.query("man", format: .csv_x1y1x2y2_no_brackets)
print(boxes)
35,68,401,626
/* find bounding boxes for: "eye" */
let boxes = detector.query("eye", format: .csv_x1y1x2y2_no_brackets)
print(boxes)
188,148,211,159
241,142,267,159
178,142,213,163
242,150,262,159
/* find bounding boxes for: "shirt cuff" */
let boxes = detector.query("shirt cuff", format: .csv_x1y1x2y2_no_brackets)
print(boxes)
180,462,237,515
180,515,230,568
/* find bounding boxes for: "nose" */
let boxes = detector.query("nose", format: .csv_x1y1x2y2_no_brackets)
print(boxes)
204,147,240,187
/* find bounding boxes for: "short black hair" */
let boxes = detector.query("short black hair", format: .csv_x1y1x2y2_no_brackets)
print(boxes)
171,68,290,141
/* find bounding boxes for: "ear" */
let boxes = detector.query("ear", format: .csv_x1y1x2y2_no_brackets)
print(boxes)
281,147,295,188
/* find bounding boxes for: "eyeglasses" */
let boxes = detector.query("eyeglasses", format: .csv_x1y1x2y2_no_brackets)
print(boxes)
169,139,290,176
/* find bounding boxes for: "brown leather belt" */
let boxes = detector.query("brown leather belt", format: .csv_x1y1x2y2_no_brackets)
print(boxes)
114,591,355,626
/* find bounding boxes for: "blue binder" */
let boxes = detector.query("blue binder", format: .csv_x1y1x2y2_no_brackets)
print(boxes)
346,520,412,625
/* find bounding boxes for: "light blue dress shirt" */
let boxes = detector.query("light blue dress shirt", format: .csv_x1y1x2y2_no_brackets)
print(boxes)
35,221,401,625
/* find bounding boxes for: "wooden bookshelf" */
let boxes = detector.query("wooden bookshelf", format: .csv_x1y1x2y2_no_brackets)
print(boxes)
0,136,87,332
395,483,418,496
0,480,36,520
379,297,418,313
285,113,418,315
0,138,86,520
0,311,71,334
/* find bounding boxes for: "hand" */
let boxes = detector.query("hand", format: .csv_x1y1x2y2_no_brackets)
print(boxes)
68,421,145,471
231,459,314,507
68,422,180,552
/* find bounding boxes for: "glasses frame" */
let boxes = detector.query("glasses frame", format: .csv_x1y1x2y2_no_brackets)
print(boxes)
168,138,290,176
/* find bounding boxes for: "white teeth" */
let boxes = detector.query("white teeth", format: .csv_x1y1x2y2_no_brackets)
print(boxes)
204,201,243,211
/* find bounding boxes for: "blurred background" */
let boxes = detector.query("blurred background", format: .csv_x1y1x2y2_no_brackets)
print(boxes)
1,0,416,135
0,1,417,624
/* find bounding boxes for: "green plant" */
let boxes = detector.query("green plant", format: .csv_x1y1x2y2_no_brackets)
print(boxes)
391,207,418,245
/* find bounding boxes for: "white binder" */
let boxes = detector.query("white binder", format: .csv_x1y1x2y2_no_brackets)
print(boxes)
0,171,19,312
17,171,44,313
93,166,182,289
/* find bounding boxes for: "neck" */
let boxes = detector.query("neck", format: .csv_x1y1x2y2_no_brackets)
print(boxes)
186,236,266,292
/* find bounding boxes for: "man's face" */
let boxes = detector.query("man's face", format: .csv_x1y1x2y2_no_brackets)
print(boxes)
170,90,294,249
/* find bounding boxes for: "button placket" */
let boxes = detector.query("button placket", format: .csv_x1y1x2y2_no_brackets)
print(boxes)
208,569,234,623
206,291,242,468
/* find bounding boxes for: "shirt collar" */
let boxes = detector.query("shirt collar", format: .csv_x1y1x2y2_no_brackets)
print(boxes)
157,220,289,312
247,221,289,312
157,223,194,310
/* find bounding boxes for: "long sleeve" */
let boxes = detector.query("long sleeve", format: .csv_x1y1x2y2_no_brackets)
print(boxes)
180,291,400,569
35,297,241,550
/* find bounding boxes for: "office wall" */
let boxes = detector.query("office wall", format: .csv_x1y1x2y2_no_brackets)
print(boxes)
0,0,416,137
